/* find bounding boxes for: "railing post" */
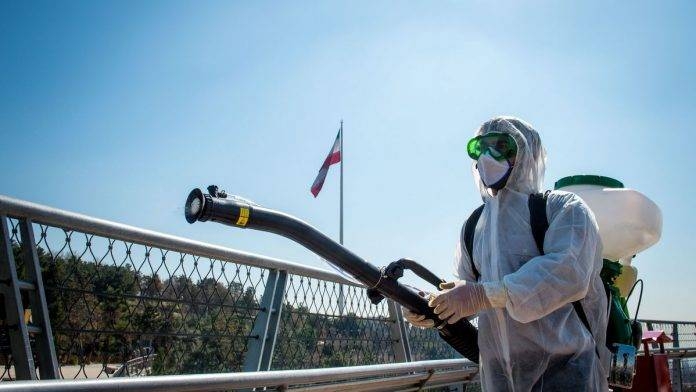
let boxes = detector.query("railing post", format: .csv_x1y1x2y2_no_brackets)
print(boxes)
672,322,683,392
243,269,287,372
18,218,60,379
0,215,36,380
645,321,659,350
387,299,411,363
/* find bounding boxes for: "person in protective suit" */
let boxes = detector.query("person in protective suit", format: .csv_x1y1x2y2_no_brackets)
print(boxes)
405,116,610,391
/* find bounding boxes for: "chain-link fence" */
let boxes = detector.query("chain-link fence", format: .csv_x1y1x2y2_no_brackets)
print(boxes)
0,197,458,385
273,276,395,370
3,217,270,379
3,195,696,392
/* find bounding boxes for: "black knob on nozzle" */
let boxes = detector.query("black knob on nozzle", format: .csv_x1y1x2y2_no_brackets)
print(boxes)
207,185,227,199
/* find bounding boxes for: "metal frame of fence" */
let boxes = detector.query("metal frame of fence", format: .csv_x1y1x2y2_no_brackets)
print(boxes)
0,194,464,390
0,358,478,391
1,194,694,391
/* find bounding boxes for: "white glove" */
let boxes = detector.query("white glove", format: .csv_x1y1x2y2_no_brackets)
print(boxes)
401,290,436,328
428,280,492,324
402,307,435,329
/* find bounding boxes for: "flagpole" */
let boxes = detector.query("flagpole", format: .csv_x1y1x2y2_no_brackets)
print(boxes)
338,119,345,316
339,119,344,245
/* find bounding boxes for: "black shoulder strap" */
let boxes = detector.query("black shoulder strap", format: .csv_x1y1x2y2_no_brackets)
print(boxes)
463,204,484,281
572,301,593,337
530,191,598,356
528,190,551,254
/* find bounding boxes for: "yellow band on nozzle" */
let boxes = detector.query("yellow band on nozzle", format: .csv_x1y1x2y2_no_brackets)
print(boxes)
236,207,249,226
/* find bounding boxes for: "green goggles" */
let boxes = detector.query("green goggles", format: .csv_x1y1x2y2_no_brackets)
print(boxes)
467,132,517,161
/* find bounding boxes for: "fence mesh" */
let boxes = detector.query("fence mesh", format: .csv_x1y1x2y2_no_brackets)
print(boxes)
272,276,395,369
674,321,696,391
407,324,465,362
2,217,270,379
0,216,435,382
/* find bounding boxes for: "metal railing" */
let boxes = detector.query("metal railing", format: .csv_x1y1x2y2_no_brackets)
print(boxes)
0,195,463,390
0,358,478,391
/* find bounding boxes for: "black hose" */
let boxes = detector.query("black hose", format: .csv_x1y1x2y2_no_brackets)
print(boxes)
627,279,644,323
184,188,480,362
626,279,645,349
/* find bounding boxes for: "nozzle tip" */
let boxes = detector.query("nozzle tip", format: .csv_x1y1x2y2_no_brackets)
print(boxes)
185,188,205,224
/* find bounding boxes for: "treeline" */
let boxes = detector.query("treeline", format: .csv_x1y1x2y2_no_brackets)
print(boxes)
1,242,452,374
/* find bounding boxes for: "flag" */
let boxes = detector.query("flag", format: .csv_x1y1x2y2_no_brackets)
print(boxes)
311,130,341,197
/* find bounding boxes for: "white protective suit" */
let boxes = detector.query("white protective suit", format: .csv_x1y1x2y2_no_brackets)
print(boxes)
455,117,610,391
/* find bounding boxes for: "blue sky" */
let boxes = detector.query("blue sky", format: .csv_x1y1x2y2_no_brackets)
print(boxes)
2,1,694,321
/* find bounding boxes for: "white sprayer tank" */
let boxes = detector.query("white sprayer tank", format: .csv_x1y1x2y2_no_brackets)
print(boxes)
554,175,662,264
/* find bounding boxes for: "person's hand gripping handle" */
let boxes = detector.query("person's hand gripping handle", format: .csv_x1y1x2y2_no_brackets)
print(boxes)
402,280,496,328
429,280,493,324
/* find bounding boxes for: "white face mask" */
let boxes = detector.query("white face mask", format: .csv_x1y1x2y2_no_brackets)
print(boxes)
477,152,513,190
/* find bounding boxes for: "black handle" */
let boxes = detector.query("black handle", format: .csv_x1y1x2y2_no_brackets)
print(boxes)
384,258,446,289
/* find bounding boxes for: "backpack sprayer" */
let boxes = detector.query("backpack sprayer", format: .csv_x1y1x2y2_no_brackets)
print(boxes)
184,185,480,363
